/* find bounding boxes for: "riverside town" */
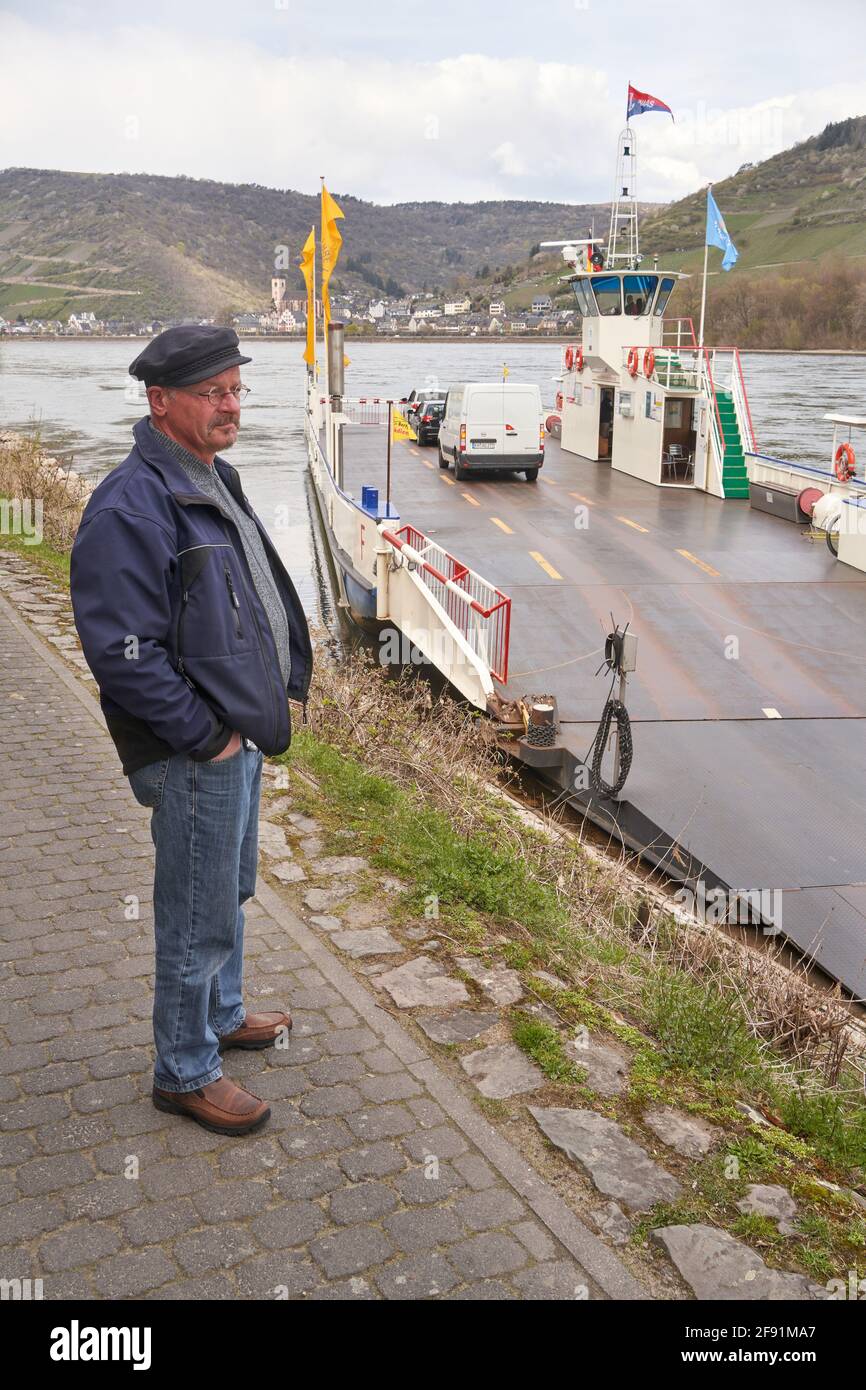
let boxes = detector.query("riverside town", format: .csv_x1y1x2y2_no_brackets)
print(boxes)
0,0,864,1351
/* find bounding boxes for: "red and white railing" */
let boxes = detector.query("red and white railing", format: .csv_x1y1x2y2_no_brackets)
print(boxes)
660,317,698,349
381,524,511,684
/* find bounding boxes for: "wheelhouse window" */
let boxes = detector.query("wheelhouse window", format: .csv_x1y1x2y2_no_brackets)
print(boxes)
623,275,658,316
653,276,677,317
590,276,623,316
571,278,597,317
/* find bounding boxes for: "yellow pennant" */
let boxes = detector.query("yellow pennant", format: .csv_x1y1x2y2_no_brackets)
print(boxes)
321,184,345,332
391,408,417,442
299,227,316,367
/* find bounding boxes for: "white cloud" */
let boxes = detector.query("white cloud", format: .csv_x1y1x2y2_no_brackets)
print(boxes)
0,15,864,205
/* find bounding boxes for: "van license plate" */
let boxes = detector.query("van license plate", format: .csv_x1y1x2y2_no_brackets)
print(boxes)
470,439,495,449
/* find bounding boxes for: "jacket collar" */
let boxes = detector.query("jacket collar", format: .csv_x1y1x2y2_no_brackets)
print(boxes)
132,416,246,509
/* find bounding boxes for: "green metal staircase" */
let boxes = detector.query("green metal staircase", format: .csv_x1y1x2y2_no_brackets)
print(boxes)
715,389,750,498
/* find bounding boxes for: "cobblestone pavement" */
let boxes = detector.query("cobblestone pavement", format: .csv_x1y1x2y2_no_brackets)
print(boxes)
0,581,647,1301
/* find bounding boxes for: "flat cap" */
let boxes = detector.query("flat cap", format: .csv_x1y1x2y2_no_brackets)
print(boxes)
129,325,252,388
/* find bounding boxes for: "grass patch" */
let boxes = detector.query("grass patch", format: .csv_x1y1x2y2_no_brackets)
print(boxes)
0,517,71,583
641,969,765,1084
511,1015,587,1087
281,730,566,933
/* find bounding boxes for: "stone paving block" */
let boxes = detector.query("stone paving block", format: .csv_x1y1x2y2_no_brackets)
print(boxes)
455,1187,526,1231
403,1125,469,1162
512,1260,590,1300
192,1181,273,1223
328,1181,400,1225
384,1205,467,1253
17,1152,94,1197
274,1158,345,1201
39,1222,123,1272
345,1104,417,1141
447,1232,529,1280
91,1248,178,1298
374,1251,460,1300
173,1227,260,1275
121,1200,200,1247
393,1162,466,1205
310,1225,396,1279
338,1142,407,1182
250,1201,330,1250
232,1252,322,1300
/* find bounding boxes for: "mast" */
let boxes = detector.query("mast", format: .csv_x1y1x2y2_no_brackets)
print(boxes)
606,126,640,270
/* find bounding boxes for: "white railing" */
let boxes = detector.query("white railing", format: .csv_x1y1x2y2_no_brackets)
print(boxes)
380,525,511,684
621,346,701,390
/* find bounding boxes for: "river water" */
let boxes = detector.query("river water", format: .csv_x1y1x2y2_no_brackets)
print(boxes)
1,339,864,619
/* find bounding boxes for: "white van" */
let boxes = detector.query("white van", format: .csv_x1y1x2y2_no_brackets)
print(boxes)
438,382,545,482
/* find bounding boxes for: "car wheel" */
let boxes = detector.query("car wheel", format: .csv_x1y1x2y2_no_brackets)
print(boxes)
525,468,539,482
438,445,450,470
454,460,468,482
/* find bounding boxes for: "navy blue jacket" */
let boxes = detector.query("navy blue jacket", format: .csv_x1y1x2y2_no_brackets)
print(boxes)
70,417,313,775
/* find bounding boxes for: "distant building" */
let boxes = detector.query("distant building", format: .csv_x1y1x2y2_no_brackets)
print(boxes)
444,298,470,316
489,301,505,316
271,276,287,312
68,311,97,332
531,294,552,314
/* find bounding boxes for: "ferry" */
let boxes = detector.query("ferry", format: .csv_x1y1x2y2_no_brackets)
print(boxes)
303,131,866,1003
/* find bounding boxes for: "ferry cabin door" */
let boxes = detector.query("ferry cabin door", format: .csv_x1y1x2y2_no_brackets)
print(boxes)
599,388,615,461
661,398,696,484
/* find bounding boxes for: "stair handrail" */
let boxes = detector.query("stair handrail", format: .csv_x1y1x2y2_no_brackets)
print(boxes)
701,348,726,495
731,347,757,453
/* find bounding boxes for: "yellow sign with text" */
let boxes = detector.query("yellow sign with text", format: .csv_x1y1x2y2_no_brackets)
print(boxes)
391,408,417,442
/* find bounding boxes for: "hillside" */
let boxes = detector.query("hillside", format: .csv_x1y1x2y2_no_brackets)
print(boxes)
641,115,866,271
0,168,615,322
637,115,866,348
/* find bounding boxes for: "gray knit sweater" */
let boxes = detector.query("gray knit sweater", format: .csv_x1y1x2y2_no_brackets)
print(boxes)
150,420,292,687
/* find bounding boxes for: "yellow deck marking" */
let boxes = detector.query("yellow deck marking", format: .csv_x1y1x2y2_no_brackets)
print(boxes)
440,474,455,486
763,707,782,719
422,459,434,469
490,517,514,534
616,515,649,533
540,475,557,484
676,548,720,577
530,551,562,580
461,492,480,507
569,491,594,504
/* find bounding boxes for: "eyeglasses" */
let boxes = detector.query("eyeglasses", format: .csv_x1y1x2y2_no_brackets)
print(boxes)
188,384,251,406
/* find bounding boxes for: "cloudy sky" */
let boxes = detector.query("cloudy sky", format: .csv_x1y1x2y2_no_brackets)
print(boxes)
2,1,865,205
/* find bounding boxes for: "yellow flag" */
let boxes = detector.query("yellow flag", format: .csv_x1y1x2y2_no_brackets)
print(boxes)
321,184,345,334
299,227,315,367
391,408,417,442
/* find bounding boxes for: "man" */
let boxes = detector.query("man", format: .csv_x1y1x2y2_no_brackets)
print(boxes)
70,325,313,1137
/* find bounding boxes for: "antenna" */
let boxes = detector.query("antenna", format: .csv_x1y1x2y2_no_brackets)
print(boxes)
607,127,641,270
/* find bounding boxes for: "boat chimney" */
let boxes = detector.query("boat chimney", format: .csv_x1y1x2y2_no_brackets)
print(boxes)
328,321,345,408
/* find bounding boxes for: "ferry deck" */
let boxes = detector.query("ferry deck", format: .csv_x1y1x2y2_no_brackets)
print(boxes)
329,420,866,1000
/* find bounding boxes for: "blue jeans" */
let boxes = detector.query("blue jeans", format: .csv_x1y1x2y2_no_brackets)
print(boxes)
127,739,264,1093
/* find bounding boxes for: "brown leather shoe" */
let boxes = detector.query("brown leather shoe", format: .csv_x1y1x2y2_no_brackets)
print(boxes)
217,1010,292,1053
152,1076,271,1136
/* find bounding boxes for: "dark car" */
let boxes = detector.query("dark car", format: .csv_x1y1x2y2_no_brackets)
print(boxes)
403,389,445,425
416,400,444,445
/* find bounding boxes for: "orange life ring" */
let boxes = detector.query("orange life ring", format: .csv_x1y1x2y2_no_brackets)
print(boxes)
643,347,655,377
555,391,563,411
564,346,574,371
835,442,856,482
627,347,639,378
574,346,584,373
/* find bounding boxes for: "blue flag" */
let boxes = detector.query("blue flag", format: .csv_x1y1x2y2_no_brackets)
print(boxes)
706,188,738,271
